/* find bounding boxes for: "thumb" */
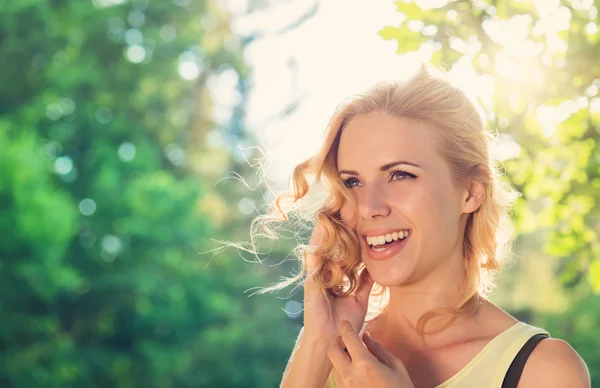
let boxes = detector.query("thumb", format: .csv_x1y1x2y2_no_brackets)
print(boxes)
355,267,375,307
363,332,402,370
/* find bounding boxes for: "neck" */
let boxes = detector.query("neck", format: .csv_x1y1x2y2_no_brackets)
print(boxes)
373,250,482,348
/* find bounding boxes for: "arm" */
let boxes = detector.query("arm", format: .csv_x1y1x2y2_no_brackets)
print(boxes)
518,338,591,388
280,326,334,388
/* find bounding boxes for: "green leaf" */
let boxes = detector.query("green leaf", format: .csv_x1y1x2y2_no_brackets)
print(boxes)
588,259,600,294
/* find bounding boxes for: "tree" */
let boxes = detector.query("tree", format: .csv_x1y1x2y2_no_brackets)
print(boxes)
0,1,295,386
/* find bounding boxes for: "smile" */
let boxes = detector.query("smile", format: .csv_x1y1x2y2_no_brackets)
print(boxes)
364,229,411,261
366,229,410,247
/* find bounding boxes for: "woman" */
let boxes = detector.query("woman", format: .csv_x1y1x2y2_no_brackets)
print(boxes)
259,66,590,387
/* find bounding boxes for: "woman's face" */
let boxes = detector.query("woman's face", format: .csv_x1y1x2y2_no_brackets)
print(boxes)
336,111,474,286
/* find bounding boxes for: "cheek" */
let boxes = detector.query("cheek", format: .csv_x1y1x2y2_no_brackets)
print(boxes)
390,185,440,224
407,185,459,229
339,201,357,227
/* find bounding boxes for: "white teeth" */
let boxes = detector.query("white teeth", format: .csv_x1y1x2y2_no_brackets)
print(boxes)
367,230,410,246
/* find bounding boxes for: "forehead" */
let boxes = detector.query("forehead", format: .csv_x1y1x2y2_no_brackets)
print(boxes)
336,112,440,170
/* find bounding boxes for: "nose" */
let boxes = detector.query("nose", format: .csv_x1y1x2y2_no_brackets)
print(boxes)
358,184,391,220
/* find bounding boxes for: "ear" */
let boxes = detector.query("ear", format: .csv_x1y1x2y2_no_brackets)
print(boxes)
461,166,487,214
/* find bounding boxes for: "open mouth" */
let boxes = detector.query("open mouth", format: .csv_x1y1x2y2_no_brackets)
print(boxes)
366,230,411,253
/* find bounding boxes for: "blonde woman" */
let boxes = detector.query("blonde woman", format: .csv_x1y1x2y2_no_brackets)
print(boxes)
259,66,590,387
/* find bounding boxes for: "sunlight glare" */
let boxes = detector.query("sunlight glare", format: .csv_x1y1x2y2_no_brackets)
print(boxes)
126,45,146,63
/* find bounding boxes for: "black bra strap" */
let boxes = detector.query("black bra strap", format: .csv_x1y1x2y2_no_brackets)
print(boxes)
501,333,549,388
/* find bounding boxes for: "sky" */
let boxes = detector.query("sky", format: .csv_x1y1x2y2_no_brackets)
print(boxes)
223,0,598,184
229,0,425,183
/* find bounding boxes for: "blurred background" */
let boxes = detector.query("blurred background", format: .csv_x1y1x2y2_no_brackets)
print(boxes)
0,0,599,386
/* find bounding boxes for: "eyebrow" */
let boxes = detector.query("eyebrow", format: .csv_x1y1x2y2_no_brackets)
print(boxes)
338,161,423,176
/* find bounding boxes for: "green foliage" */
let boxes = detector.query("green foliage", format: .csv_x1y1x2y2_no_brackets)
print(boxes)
0,0,295,386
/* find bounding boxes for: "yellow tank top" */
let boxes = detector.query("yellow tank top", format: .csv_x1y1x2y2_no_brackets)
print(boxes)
324,321,550,388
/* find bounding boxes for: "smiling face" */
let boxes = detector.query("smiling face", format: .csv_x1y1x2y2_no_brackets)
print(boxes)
336,111,474,287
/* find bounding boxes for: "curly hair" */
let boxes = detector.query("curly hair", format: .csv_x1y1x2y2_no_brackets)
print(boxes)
249,64,519,336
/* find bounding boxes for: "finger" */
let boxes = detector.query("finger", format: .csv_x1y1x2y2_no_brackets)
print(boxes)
354,267,375,306
332,367,345,388
328,335,351,376
339,320,373,362
363,331,399,370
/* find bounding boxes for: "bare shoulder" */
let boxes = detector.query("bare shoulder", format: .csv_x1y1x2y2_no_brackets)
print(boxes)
518,338,591,388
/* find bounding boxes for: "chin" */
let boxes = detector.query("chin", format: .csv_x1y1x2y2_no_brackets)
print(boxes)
364,262,413,287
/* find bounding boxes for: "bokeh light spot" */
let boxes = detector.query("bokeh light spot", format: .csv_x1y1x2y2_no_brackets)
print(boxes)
46,103,63,120
54,156,73,175
108,16,125,32
407,20,424,32
576,96,589,109
101,235,123,256
283,300,302,319
178,61,200,80
128,10,145,27
132,0,149,10
585,84,599,97
126,45,146,63
160,25,177,42
208,67,241,106
43,141,62,158
125,29,143,45
93,0,126,8
79,198,97,216
60,168,78,183
422,25,438,36
173,0,191,7
118,142,137,162
60,98,76,115
95,107,113,124
165,143,186,166
585,22,599,35
238,197,256,215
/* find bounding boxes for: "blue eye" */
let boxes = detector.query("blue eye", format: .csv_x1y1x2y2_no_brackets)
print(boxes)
344,177,361,188
390,170,416,181
342,170,415,188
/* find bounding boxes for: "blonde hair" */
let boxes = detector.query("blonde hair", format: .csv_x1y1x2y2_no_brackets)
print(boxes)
250,65,518,335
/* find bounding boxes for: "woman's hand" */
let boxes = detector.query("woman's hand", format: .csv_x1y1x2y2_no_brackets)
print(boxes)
327,321,415,388
302,222,375,344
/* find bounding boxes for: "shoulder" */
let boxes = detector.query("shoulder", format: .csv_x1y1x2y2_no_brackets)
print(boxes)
518,338,591,388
